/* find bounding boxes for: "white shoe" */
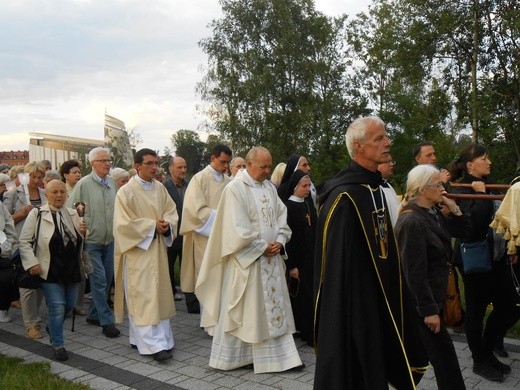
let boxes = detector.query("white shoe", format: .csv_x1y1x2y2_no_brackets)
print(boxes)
0,310,12,323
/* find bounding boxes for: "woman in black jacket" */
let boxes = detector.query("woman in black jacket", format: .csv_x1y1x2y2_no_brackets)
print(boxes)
450,143,513,382
396,164,469,390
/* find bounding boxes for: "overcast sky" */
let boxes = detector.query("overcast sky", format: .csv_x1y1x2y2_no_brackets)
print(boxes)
0,0,370,153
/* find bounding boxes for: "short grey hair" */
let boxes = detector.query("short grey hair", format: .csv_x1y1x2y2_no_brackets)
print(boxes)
111,167,129,182
88,147,110,163
44,170,61,182
345,116,385,158
0,173,10,185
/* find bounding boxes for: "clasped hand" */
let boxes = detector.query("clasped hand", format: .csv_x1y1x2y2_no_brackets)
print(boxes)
263,242,282,258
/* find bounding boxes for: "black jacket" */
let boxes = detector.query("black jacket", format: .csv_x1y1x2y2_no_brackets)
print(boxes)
395,203,471,317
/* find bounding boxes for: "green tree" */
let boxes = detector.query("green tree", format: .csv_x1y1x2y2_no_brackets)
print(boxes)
198,0,365,182
170,130,205,176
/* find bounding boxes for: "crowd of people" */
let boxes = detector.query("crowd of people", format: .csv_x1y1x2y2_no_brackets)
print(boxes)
0,116,519,388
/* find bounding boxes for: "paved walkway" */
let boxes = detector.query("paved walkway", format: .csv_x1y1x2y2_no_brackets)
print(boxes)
1,299,520,389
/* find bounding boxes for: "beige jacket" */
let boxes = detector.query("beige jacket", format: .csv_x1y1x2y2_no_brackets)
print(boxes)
19,204,82,280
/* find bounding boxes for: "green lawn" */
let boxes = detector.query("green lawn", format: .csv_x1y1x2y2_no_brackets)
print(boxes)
0,354,89,389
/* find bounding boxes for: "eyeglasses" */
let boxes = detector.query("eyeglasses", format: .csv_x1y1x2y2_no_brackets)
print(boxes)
218,159,231,166
299,163,310,167
389,160,396,166
93,159,112,164
141,161,159,166
235,164,246,169
426,182,444,189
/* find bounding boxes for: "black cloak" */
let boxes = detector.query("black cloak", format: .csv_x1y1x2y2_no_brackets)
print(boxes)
313,161,428,389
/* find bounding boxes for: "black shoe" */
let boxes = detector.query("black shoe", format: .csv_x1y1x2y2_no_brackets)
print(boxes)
130,344,137,349
86,318,101,327
494,346,509,358
473,360,504,382
153,350,172,362
488,354,511,374
53,347,69,361
102,324,121,338
286,363,306,372
187,307,200,314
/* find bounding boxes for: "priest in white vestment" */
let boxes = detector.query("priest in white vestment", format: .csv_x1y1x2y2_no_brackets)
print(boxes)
179,144,232,313
195,146,303,373
113,149,178,363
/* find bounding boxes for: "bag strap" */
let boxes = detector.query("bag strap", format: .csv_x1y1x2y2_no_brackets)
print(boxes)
32,209,42,256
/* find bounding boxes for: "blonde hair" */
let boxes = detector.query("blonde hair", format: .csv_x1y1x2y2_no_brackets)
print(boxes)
8,165,24,181
24,162,46,176
270,162,287,187
398,164,439,214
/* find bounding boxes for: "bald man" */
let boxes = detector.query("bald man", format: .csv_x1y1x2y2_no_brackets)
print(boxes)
196,146,302,373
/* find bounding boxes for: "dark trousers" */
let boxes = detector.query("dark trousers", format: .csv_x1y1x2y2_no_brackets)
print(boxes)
0,283,18,311
417,317,465,390
461,259,516,363
167,244,182,294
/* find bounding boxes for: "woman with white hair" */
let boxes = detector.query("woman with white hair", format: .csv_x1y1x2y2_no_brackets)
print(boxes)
395,164,470,389
110,168,130,190
0,173,10,202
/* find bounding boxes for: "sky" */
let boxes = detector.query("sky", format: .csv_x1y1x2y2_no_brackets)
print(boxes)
0,0,370,153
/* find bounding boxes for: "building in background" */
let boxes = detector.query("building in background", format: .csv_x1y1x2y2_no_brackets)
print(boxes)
28,132,104,170
104,114,133,169
1,113,133,170
0,150,30,167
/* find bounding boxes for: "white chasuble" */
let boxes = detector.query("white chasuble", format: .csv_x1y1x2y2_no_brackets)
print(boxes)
251,186,288,339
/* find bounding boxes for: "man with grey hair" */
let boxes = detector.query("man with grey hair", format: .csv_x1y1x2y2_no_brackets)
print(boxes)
228,156,246,178
67,147,120,338
314,116,427,389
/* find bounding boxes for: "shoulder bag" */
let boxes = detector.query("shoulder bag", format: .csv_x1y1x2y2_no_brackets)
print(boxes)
460,238,492,274
17,210,42,289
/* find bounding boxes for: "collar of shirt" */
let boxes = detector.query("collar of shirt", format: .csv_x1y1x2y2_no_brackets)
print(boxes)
242,169,264,188
92,172,110,188
208,165,224,182
134,175,153,191
288,195,305,203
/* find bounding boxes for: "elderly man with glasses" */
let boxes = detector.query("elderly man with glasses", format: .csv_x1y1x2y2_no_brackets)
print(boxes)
67,147,120,338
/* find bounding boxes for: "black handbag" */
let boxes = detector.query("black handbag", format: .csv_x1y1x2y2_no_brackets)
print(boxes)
17,210,42,289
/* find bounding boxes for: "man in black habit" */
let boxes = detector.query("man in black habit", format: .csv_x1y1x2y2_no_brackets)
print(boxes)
314,116,428,389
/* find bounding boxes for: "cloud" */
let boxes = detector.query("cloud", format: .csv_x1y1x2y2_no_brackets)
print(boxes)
0,0,369,154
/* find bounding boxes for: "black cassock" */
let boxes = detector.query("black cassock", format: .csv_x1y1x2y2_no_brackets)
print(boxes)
313,162,428,390
285,197,317,347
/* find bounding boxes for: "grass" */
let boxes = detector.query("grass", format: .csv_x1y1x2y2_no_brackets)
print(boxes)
0,354,90,389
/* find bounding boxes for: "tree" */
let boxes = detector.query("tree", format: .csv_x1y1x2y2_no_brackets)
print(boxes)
170,130,205,176
198,0,365,182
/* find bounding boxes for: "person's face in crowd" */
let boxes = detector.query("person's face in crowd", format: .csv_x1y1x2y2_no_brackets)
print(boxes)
45,180,68,208
467,153,491,178
116,177,129,189
0,182,6,194
247,150,272,182
416,145,437,165
355,122,392,168
42,162,52,171
64,167,81,187
169,157,187,183
297,157,311,174
421,173,445,207
378,159,396,180
0,168,8,174
136,154,159,182
29,171,44,189
294,176,311,198
230,157,246,177
91,151,112,178
210,152,232,174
